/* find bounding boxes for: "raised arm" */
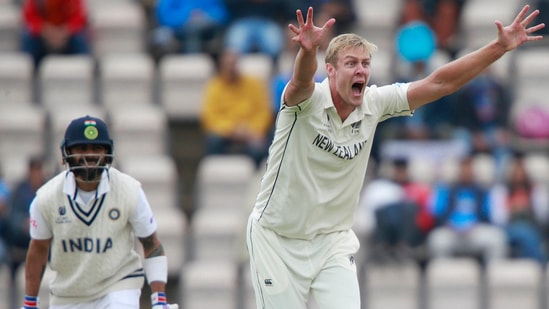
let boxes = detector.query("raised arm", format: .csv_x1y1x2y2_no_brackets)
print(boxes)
407,4,545,110
284,7,335,106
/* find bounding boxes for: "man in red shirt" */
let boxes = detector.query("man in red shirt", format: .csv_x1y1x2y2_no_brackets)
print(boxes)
21,0,91,68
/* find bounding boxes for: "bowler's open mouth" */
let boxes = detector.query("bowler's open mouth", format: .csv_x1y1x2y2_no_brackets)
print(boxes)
352,82,365,96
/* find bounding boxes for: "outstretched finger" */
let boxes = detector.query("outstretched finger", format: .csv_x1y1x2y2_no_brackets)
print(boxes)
521,9,540,27
305,6,314,26
296,9,305,27
526,23,546,39
321,18,337,32
513,5,531,25
288,23,299,35
495,20,505,33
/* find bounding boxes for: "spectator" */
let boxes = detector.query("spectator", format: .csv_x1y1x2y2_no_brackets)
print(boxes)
376,25,457,144
5,157,47,309
151,0,229,57
358,158,434,262
391,21,456,139
20,0,91,68
490,152,549,263
399,0,467,58
427,155,507,263
372,24,436,162
397,159,436,248
5,157,46,270
454,68,512,180
316,0,357,35
199,49,274,167
223,0,293,64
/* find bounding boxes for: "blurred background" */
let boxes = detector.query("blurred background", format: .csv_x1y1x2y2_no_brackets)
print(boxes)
1,0,549,308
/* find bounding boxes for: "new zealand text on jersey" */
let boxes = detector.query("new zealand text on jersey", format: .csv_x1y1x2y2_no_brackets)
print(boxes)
312,133,367,160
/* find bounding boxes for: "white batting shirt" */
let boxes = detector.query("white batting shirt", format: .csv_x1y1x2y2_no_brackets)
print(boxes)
251,79,412,240
29,168,157,305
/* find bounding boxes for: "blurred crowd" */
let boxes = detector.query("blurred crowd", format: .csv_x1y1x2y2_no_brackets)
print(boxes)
356,152,549,268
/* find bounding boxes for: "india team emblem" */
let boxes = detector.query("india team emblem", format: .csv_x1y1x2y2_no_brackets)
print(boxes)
58,206,66,216
83,120,98,140
84,125,98,140
109,208,121,220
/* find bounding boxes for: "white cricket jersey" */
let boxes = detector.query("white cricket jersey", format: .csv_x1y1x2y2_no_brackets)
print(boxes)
30,168,157,305
251,79,412,240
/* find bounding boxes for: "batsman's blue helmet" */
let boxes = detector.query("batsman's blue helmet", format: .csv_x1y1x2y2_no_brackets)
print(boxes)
61,115,114,164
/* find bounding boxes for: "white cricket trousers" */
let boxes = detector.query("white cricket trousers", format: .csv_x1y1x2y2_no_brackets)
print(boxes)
49,289,141,309
246,216,361,309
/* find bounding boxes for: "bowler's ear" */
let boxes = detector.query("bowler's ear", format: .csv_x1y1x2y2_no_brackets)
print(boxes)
326,63,335,77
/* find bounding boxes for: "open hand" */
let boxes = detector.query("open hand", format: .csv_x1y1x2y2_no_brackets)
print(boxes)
496,4,545,51
288,7,335,52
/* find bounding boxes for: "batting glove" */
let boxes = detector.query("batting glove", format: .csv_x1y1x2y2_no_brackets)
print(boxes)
22,295,39,309
151,292,179,309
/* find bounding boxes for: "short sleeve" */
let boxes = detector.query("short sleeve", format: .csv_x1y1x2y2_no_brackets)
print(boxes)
130,188,158,238
29,199,53,240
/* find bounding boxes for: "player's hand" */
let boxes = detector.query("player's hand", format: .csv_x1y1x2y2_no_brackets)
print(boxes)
151,292,178,309
288,6,335,52
22,295,39,309
496,4,544,51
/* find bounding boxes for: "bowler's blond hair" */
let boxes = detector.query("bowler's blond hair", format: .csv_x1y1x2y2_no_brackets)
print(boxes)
325,33,378,66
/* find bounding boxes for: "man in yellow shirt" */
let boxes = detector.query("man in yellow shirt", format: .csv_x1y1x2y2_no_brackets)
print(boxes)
200,49,274,167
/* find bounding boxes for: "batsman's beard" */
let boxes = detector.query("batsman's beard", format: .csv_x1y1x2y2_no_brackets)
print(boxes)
67,155,111,182
72,165,106,182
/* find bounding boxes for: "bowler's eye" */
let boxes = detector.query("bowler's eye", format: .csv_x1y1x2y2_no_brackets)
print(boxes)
345,61,356,68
